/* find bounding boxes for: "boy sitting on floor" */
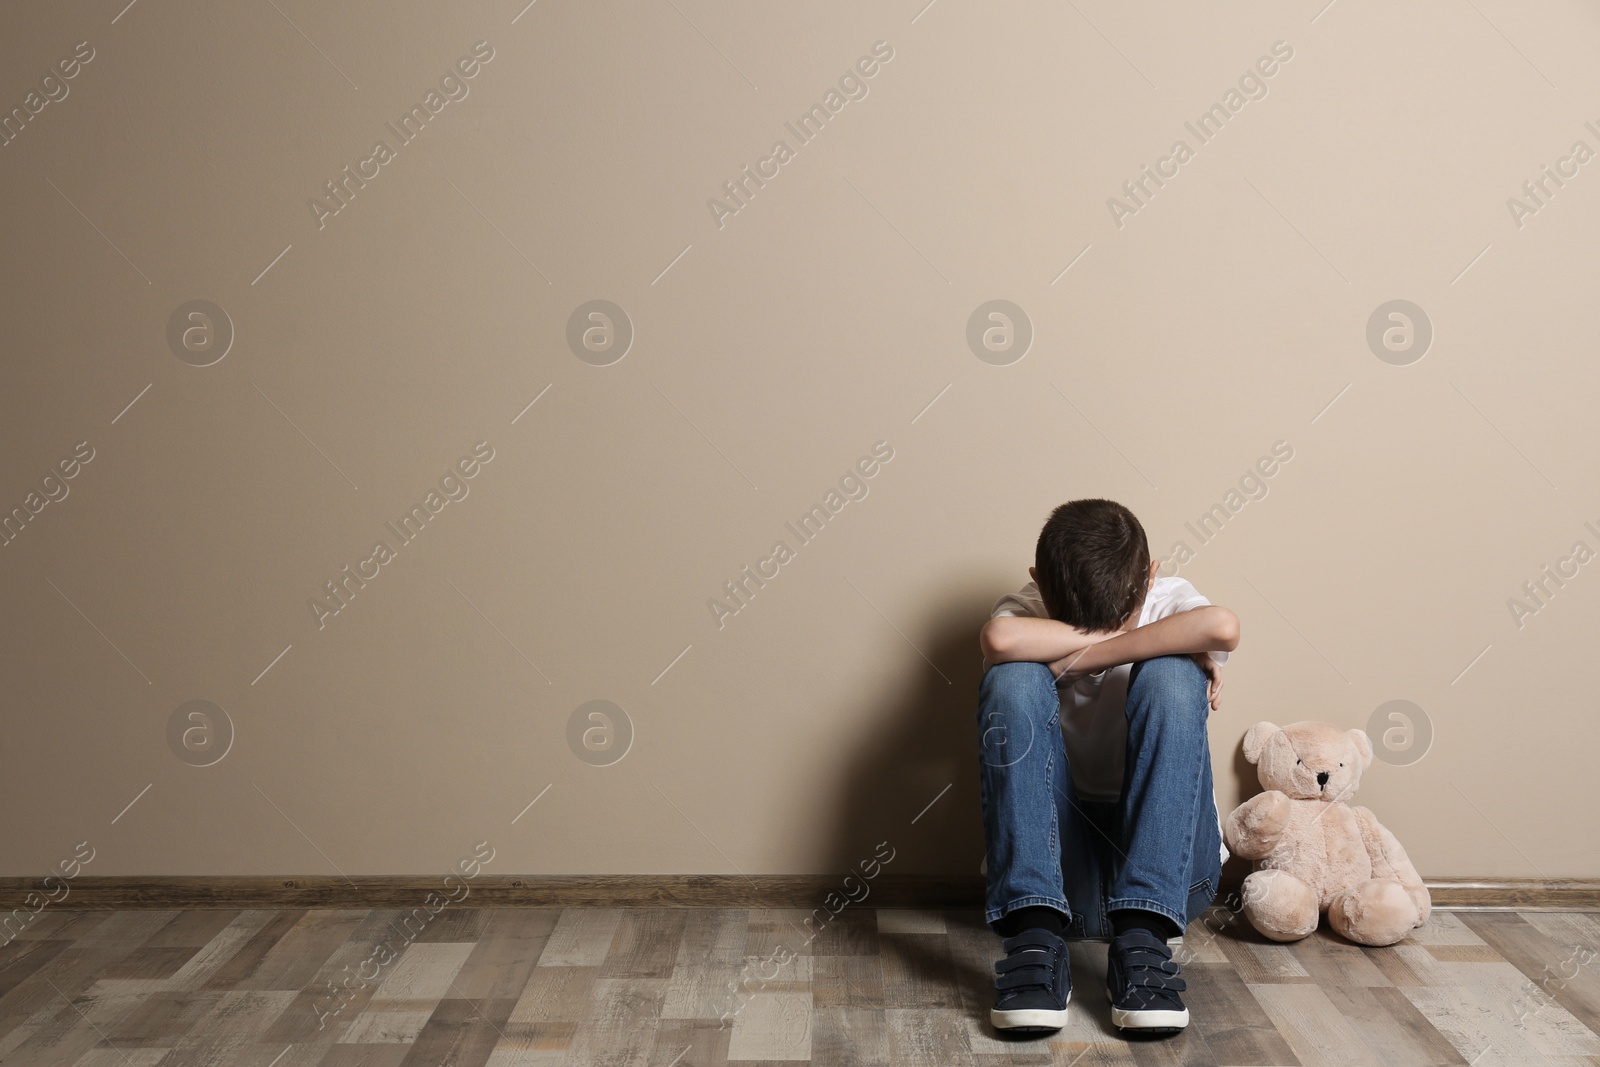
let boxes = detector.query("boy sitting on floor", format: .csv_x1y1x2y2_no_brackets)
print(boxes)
976,498,1239,1035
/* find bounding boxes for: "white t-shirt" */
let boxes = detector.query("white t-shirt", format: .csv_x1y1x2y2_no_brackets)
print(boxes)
983,574,1230,867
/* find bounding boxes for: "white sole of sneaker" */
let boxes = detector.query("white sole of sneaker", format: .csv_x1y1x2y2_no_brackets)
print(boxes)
990,993,1070,1032
1107,996,1189,1032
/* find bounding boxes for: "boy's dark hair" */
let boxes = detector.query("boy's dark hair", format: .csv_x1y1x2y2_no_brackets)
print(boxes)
1034,499,1150,631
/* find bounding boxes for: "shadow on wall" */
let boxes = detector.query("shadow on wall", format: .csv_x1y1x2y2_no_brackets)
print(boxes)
818,581,995,884
1222,743,1263,890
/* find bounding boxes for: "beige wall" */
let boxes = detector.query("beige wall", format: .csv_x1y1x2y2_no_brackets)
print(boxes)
3,1,1597,883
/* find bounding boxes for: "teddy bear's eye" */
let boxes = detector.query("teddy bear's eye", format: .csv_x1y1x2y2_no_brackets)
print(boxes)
1339,763,1343,767
1296,759,1301,765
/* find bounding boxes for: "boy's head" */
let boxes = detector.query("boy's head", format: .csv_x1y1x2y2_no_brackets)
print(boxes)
1030,499,1154,631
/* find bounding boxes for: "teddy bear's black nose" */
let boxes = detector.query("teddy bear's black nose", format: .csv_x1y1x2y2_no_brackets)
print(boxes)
1316,771,1329,788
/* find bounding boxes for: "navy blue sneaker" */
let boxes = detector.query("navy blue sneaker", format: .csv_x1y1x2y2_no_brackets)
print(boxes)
990,927,1071,1032
1105,928,1188,1033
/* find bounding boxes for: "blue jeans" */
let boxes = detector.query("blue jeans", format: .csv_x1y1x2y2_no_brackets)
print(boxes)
976,655,1223,938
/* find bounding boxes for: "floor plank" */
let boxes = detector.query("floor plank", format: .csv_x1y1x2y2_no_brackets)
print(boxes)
1248,982,1382,1067
100,987,223,1047
1181,960,1299,1066
244,909,372,992
397,995,519,1067
879,933,963,1009
1461,911,1600,1039
599,909,690,979
1320,982,1468,1065
538,909,623,967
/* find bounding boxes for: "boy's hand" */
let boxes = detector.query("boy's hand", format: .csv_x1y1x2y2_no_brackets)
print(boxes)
1191,652,1223,711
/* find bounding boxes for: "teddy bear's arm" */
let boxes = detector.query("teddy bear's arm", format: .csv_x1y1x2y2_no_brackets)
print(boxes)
1353,805,1431,924
1225,790,1292,860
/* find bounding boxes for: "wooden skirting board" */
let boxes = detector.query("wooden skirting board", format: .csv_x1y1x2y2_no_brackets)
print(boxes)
1,875,1597,911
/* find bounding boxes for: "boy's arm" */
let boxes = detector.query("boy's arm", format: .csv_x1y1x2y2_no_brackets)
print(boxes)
1050,605,1239,680
979,615,1123,665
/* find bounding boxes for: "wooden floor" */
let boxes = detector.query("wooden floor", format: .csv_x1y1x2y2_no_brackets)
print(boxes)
1,906,1598,1066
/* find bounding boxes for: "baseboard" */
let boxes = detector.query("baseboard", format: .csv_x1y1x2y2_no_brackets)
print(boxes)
0,875,980,911
1,875,1595,911
1419,878,1600,910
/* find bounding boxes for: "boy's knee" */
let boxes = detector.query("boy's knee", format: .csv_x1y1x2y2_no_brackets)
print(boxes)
1128,653,1206,695
1127,655,1209,732
980,660,1057,700
977,662,1059,768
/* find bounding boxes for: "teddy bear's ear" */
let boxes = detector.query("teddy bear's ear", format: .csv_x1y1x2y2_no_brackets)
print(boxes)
1348,728,1374,771
1242,722,1279,764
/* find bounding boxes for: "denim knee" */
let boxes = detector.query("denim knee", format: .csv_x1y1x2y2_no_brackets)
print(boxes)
1126,655,1210,739
978,661,1058,714
978,661,1059,763
1127,653,1207,695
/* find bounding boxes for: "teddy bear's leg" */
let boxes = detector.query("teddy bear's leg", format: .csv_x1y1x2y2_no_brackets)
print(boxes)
1327,879,1419,947
1240,868,1319,942
1354,807,1431,928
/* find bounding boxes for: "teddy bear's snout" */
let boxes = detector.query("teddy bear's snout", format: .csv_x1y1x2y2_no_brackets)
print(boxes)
1316,770,1330,789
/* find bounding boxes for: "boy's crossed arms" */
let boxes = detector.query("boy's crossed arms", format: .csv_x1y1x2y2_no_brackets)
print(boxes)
979,562,1240,710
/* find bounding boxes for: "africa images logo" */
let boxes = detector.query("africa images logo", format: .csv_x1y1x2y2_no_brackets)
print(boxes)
1106,40,1295,228
307,41,496,230
308,442,495,630
708,441,894,629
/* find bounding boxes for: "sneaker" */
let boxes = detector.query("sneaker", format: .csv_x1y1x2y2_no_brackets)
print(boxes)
990,927,1071,1032
1105,928,1189,1034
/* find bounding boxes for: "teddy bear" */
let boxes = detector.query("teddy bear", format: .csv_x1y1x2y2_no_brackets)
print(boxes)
1224,720,1430,947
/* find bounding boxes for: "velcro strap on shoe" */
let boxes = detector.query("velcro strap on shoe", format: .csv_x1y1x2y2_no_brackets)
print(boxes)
1120,940,1196,998
1123,949,1186,992
1129,968,1186,992
996,967,1056,991
994,948,1053,974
